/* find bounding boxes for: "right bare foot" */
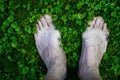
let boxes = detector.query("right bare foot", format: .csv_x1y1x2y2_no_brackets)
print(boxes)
78,17,109,80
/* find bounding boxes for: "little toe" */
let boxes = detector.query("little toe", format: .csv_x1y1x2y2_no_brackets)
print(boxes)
36,24,40,32
34,25,40,37
103,23,107,31
34,26,39,40
103,23,109,37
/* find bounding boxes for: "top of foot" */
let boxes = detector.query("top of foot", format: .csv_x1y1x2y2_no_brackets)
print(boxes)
82,16,109,65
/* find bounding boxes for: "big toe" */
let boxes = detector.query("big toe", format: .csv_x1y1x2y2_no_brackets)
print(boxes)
93,17,104,29
40,15,49,29
44,14,52,22
44,14,54,28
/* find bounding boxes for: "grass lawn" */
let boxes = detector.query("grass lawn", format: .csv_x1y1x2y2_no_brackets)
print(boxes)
0,0,120,80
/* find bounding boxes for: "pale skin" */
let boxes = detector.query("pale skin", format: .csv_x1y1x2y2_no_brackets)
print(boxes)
34,14,66,80
34,15,109,80
78,17,109,80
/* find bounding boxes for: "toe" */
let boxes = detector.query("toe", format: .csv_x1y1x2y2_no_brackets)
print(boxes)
94,17,103,29
44,14,54,28
44,14,52,22
34,21,41,41
87,17,97,30
99,18,104,29
37,19,43,29
91,17,97,28
40,16,49,29
34,25,40,37
103,23,109,37
103,23,107,31
36,24,40,32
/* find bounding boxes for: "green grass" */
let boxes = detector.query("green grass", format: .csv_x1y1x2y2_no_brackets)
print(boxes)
0,0,120,80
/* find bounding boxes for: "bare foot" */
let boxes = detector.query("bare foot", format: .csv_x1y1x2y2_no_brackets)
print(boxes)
34,14,66,80
78,17,109,80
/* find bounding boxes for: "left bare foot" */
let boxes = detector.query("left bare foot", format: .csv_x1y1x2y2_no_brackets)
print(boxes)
34,14,66,80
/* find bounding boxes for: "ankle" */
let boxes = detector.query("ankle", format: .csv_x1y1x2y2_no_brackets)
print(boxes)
81,66,102,80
